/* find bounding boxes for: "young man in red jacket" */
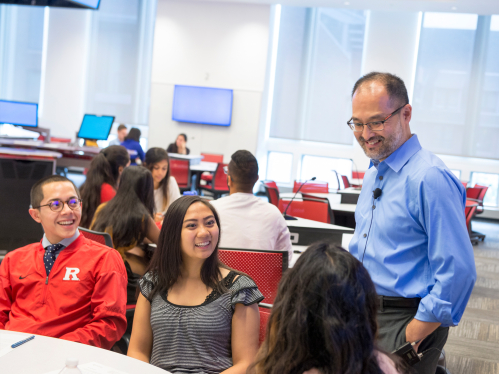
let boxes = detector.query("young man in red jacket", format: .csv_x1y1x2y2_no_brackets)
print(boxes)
0,175,127,349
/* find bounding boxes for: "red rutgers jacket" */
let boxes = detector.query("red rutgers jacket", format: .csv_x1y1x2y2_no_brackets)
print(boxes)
0,235,127,350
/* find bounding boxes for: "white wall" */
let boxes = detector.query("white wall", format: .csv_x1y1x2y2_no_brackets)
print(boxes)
147,0,270,160
39,7,92,139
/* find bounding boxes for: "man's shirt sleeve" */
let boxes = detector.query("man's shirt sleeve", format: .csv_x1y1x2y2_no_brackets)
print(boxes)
0,254,13,328
415,167,476,326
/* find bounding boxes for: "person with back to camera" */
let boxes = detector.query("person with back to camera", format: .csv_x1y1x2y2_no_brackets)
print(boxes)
91,166,160,304
249,242,408,374
347,72,476,373
144,147,181,223
109,124,128,146
210,150,293,260
79,145,130,228
166,133,190,155
0,175,127,349
121,127,145,165
127,196,263,374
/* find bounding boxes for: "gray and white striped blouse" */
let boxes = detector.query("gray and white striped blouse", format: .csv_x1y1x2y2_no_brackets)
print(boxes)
140,271,264,374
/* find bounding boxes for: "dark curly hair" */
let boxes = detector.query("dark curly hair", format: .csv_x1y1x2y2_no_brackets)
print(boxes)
250,242,403,374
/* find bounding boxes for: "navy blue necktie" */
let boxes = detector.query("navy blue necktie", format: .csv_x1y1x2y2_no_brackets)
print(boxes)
44,243,63,277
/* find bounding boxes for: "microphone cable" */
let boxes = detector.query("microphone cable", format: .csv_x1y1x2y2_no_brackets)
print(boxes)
361,188,382,263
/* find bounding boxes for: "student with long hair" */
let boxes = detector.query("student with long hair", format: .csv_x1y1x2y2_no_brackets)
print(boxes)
144,148,181,222
127,196,263,374
79,145,130,228
121,127,145,165
166,133,190,155
250,242,406,374
91,166,160,303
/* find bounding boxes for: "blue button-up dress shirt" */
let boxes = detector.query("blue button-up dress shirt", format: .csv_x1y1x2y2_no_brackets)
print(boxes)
349,135,476,327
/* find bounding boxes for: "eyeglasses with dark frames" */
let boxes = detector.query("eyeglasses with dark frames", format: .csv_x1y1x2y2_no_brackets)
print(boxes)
33,198,82,212
347,104,407,132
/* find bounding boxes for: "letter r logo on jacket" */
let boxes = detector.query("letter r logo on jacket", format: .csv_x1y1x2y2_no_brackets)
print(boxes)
63,267,80,281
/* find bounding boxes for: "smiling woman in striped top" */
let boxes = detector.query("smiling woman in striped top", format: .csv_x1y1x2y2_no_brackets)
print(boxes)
127,196,263,374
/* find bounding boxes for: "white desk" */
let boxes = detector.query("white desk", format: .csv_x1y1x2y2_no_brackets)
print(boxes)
285,216,353,249
330,203,357,213
168,153,203,165
0,330,168,374
280,192,342,205
190,161,218,173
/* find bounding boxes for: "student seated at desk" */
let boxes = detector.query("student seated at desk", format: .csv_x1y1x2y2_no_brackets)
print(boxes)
127,196,263,374
144,148,181,222
109,124,128,146
80,145,130,228
91,166,160,304
0,175,127,349
166,133,190,155
210,150,292,260
121,128,145,165
249,242,406,374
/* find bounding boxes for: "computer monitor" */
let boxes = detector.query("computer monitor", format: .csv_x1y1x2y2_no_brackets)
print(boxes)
67,0,101,9
0,100,38,128
172,85,233,127
77,114,115,141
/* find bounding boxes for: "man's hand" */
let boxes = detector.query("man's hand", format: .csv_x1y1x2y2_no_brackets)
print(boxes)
406,319,441,352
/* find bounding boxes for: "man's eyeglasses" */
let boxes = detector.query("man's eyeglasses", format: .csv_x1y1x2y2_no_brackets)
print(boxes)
347,104,407,132
33,198,82,212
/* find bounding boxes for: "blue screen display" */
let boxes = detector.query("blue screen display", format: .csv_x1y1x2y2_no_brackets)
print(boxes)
172,85,233,127
77,114,115,140
0,100,38,127
67,0,100,9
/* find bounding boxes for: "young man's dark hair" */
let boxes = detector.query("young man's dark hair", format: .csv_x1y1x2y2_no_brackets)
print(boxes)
228,150,259,191
352,72,409,107
31,175,80,209
117,124,127,132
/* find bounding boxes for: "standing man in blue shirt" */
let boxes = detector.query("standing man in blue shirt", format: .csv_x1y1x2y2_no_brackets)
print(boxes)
348,72,476,373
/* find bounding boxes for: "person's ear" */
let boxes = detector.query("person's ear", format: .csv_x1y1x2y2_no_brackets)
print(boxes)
118,166,125,175
227,175,233,187
29,208,42,224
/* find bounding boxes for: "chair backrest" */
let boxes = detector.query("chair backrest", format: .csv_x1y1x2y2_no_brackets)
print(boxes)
465,205,477,234
258,305,272,345
218,248,288,304
263,180,279,191
264,185,280,207
78,227,113,248
352,171,365,179
278,198,331,224
293,180,329,193
170,159,190,187
341,175,351,189
213,163,229,191
201,153,224,163
301,194,335,225
466,186,487,201
461,181,468,189
474,184,489,202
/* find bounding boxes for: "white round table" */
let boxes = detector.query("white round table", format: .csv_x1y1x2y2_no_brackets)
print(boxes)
0,330,168,374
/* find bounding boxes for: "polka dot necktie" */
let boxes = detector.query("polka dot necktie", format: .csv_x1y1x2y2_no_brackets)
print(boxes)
44,243,63,277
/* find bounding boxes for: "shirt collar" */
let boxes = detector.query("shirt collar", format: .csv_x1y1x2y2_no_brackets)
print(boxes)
369,134,422,173
42,229,80,249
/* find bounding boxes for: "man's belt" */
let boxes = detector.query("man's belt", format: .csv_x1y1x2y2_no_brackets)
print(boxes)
378,296,421,312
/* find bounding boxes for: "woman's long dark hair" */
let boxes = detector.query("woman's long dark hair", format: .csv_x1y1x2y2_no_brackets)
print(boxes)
145,148,171,213
91,166,155,249
146,196,230,299
125,128,141,142
80,145,130,228
250,242,387,374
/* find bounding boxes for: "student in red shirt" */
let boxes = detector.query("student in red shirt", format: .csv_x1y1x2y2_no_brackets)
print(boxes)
80,145,130,228
0,175,127,349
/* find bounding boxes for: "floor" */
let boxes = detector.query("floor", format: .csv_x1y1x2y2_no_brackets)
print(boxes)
445,219,499,374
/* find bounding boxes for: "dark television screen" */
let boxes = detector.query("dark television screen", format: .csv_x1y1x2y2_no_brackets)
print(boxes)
0,100,38,128
172,85,233,127
77,114,115,141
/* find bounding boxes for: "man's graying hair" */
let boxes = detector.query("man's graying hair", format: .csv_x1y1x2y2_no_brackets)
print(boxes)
352,72,409,108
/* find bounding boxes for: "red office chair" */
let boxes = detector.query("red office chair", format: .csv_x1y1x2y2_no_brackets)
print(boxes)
352,171,365,179
461,181,468,189
218,248,288,304
293,180,329,193
341,175,361,189
258,304,272,345
465,202,479,245
262,181,280,207
466,185,489,242
79,227,113,247
301,194,335,225
278,198,332,224
200,163,229,199
200,153,224,184
170,158,191,193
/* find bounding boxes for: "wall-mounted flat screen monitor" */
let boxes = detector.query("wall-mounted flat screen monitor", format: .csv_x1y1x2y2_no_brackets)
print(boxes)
67,0,101,9
0,100,38,128
172,85,233,127
77,114,115,141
